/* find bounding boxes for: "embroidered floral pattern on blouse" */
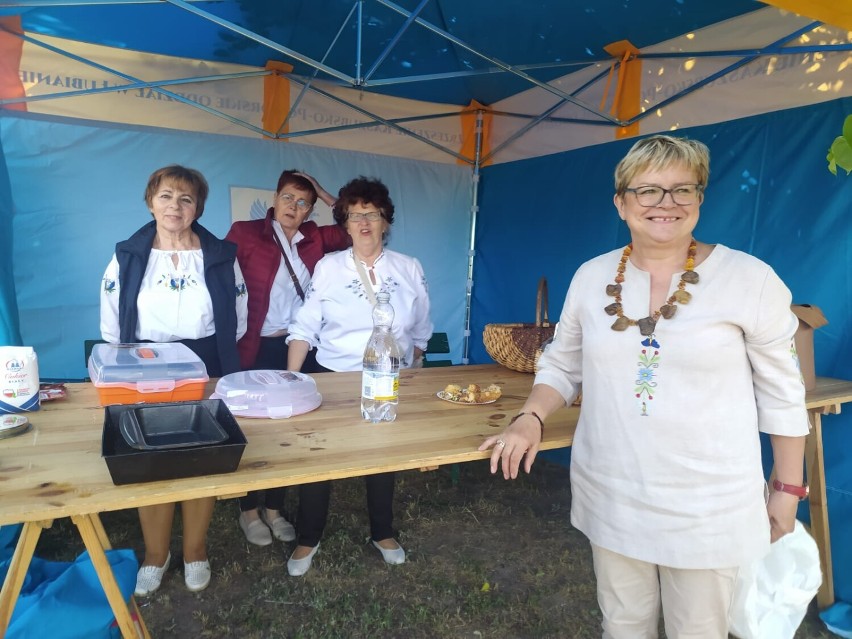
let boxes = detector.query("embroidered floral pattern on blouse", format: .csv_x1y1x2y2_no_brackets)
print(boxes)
635,336,660,416
382,276,400,294
790,338,805,386
345,278,370,300
103,278,116,294
156,273,199,292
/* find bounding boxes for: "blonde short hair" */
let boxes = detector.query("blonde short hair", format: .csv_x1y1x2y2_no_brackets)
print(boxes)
614,135,710,194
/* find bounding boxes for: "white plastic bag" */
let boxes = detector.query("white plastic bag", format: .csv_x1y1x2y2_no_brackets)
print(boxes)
729,520,822,639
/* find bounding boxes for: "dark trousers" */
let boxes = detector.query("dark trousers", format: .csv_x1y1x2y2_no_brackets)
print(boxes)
238,335,319,513
296,472,397,547
294,362,396,547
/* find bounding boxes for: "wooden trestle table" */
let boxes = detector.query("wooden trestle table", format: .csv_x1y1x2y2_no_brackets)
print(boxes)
0,366,850,637
0,365,575,638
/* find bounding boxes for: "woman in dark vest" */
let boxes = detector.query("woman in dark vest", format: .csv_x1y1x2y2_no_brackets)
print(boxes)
100,164,248,596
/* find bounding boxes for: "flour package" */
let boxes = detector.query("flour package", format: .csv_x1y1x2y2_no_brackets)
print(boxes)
0,346,41,413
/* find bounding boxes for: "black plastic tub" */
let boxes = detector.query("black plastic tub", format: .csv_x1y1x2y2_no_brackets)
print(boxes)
102,399,247,485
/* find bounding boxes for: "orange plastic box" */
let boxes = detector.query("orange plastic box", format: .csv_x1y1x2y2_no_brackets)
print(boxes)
88,343,209,406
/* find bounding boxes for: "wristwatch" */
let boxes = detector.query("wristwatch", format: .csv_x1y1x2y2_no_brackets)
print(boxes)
772,479,809,500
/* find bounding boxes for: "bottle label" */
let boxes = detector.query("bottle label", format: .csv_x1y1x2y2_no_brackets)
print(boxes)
362,370,399,401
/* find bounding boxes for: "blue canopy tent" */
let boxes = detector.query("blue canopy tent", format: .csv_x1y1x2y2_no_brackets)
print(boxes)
1,0,852,620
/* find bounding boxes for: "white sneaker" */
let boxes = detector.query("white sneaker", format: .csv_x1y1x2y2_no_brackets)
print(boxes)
287,544,319,577
184,560,211,592
134,552,171,597
239,512,273,546
262,509,296,542
372,539,406,565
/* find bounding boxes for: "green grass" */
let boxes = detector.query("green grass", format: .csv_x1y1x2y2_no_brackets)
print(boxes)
32,460,835,639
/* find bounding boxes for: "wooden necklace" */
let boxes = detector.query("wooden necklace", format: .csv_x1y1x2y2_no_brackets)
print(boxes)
604,239,698,336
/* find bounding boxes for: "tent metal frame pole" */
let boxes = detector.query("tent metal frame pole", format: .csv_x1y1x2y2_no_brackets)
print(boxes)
164,0,354,85
461,109,484,365
373,0,622,125
0,68,268,107
0,27,270,135
363,0,429,84
271,109,460,138
625,21,822,127
294,79,472,164
280,2,359,136
355,1,363,84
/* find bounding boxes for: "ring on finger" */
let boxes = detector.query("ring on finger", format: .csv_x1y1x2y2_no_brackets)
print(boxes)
496,439,506,448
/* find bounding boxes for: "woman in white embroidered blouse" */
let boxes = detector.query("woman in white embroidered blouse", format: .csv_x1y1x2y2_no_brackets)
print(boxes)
479,136,809,639
285,176,433,576
100,165,248,597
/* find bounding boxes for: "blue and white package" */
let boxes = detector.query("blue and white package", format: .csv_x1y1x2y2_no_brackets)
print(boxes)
0,347,40,414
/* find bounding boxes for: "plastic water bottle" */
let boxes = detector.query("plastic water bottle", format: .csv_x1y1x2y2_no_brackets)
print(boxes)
361,292,401,422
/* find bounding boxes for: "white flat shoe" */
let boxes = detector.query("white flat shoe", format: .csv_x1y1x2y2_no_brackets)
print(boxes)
184,560,211,592
134,552,171,597
261,509,296,542
372,540,406,565
239,512,273,546
287,544,319,577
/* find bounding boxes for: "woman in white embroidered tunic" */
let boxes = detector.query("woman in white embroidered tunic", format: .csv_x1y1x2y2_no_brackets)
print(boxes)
284,176,433,576
100,165,248,597
480,136,809,639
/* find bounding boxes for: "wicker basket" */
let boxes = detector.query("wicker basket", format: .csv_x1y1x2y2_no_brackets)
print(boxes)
483,277,555,373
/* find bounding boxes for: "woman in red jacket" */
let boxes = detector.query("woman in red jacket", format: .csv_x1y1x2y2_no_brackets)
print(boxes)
225,170,349,546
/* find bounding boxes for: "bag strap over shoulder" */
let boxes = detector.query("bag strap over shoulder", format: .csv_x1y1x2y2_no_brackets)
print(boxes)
536,277,551,328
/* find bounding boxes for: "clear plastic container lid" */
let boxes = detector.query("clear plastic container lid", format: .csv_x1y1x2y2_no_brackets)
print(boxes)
210,370,322,418
88,343,209,385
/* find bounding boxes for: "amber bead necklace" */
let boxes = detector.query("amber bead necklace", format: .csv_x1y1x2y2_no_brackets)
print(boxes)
604,239,698,336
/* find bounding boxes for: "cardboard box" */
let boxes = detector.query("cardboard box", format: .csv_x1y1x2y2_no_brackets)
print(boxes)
791,304,828,391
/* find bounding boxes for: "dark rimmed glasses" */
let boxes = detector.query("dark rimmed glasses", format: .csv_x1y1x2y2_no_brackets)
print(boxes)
624,183,704,207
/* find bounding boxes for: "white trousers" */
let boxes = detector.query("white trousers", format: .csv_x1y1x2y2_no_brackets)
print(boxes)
591,543,738,639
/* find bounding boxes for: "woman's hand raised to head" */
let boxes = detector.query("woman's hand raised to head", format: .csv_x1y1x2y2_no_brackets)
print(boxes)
294,171,337,208
479,413,543,480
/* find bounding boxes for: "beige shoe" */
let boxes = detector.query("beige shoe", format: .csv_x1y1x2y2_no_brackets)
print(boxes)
261,509,296,542
239,511,273,546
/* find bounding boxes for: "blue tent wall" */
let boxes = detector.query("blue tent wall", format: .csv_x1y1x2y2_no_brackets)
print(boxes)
471,95,852,601
0,112,472,380
0,132,22,346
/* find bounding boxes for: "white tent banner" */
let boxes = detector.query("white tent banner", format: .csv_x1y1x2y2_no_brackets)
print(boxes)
17,34,466,164
489,7,852,162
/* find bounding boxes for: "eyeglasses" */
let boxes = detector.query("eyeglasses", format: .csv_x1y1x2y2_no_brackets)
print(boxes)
624,183,703,207
347,211,382,223
278,192,312,211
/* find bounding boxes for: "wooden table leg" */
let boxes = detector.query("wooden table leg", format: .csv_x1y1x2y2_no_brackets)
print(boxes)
806,410,834,608
0,520,53,636
71,514,149,639
88,513,151,639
